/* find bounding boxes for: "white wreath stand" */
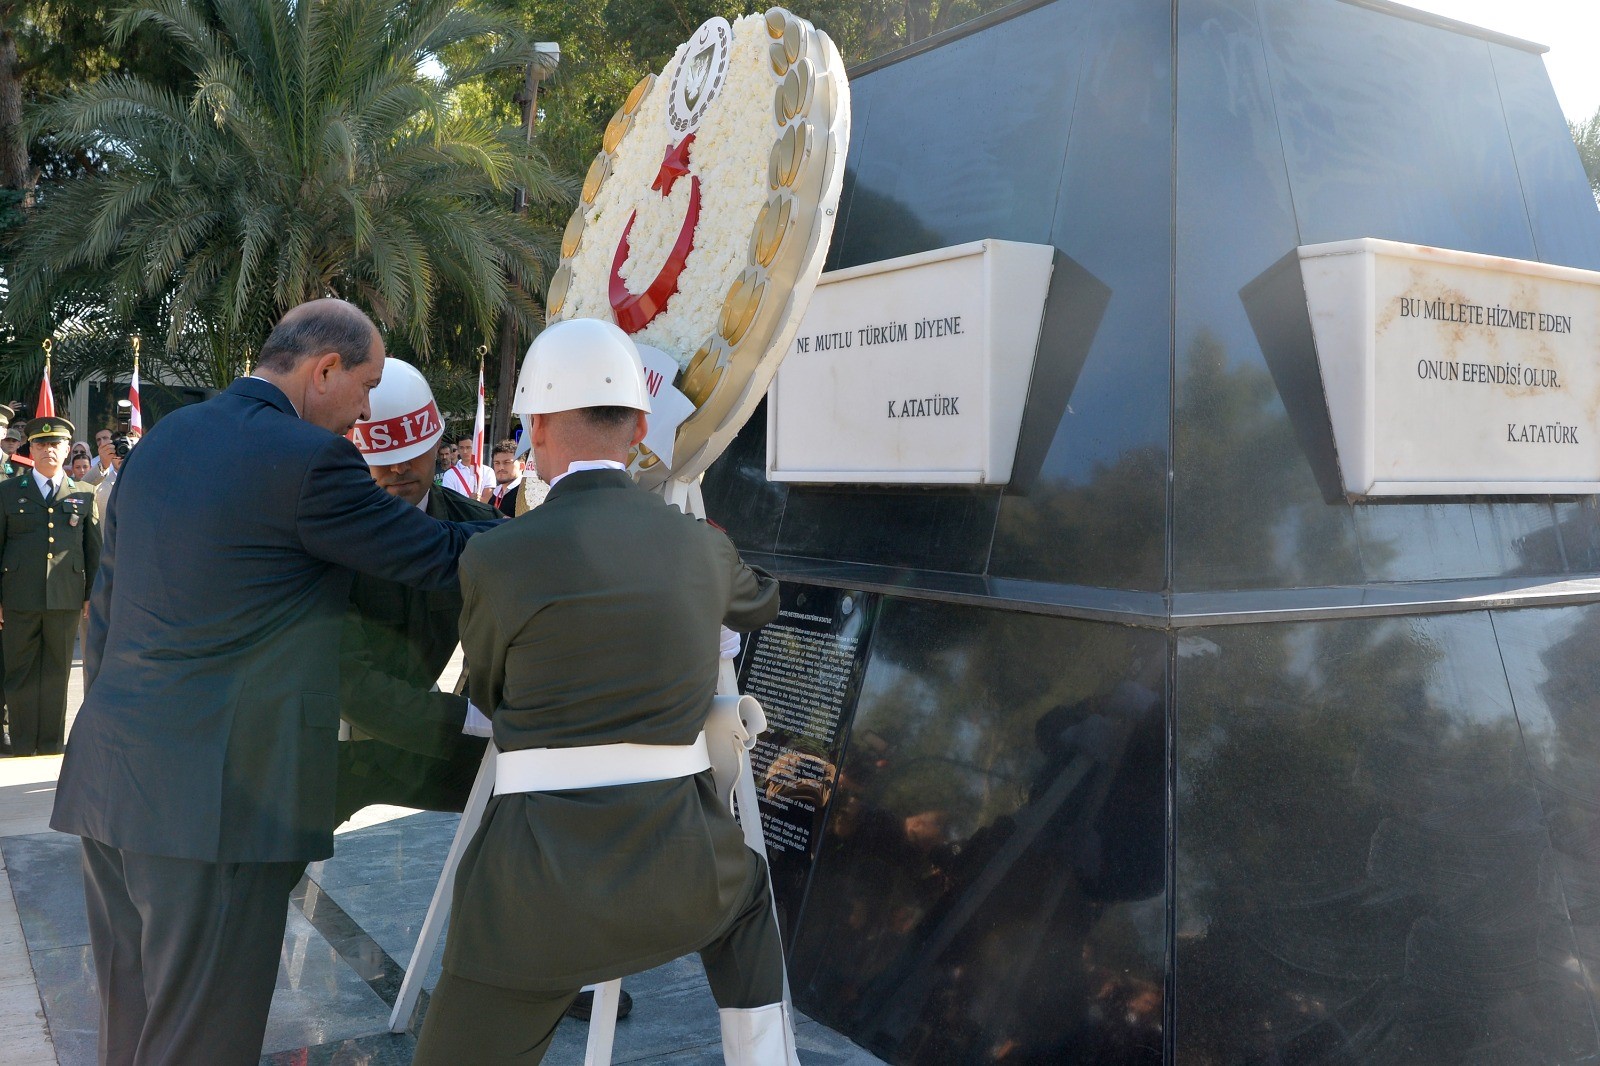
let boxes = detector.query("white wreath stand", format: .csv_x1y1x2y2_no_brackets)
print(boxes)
386,477,794,1065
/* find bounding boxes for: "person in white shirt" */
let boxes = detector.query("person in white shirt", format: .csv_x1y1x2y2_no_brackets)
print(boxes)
85,428,114,486
442,435,493,502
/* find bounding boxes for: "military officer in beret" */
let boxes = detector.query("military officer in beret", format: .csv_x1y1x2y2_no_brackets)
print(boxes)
0,416,100,756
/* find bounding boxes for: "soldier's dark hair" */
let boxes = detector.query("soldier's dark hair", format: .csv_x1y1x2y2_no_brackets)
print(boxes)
257,300,377,373
578,406,639,429
491,438,519,458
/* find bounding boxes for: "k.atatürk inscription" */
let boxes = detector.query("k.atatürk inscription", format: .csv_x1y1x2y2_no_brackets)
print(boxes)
1297,238,1600,495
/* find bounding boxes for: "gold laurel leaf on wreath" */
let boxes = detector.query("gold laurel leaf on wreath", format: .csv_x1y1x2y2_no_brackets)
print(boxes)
769,40,791,77
765,8,788,38
546,261,573,317
681,342,727,407
581,152,612,205
560,210,586,259
602,107,633,154
749,193,793,268
782,19,804,65
718,268,766,348
635,444,661,471
623,73,656,115
774,59,814,126
768,123,810,189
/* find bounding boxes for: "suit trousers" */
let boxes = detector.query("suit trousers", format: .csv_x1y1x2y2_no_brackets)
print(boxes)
412,848,787,1065
79,838,307,1066
3,609,79,754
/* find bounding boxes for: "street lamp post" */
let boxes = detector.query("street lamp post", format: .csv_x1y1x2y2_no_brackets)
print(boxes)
492,41,559,445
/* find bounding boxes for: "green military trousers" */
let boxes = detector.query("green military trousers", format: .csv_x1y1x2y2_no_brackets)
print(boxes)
4,609,79,755
412,852,786,1065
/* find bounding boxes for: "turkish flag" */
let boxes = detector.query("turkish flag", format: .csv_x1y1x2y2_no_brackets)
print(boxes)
36,361,53,419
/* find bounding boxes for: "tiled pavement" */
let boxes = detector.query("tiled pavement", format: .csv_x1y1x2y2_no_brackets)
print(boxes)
0,646,883,1065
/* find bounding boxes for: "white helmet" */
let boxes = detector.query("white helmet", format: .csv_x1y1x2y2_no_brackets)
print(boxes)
513,318,654,416
349,358,444,466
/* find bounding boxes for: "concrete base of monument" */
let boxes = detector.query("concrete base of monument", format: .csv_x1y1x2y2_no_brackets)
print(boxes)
1,812,884,1065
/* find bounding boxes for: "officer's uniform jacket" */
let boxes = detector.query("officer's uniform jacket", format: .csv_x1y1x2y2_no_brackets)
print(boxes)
445,468,779,991
338,488,497,800
0,473,101,609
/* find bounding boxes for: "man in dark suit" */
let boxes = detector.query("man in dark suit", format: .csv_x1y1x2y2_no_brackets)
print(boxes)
52,299,491,1066
413,319,785,1065
0,415,100,756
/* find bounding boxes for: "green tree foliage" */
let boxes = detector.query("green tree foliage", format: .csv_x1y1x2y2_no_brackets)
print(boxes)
1572,107,1600,200
6,0,569,387
452,0,1013,219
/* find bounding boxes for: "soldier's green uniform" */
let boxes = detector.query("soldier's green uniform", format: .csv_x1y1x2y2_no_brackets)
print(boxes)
335,486,497,820
413,468,781,1063
0,416,100,756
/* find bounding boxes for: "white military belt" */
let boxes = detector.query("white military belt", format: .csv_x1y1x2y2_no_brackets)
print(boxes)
493,734,712,794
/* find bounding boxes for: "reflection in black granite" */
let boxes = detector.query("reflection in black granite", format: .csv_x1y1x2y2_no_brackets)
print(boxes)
701,0,1600,1061
1492,603,1600,1055
1177,613,1599,1062
789,598,1165,1064
985,0,1174,590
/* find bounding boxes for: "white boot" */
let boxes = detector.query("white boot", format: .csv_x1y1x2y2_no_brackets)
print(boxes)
719,1002,801,1066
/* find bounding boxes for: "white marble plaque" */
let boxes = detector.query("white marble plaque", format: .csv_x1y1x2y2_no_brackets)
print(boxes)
1300,238,1600,496
767,239,1053,484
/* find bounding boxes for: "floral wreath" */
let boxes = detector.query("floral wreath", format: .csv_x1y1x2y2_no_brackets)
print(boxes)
547,8,850,488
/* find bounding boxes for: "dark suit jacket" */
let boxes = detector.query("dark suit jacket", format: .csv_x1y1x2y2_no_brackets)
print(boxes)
338,487,496,793
52,377,486,863
0,473,101,610
444,468,779,990
490,482,519,518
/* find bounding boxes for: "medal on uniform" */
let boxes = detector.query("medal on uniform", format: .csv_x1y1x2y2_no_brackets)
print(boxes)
69,515,79,527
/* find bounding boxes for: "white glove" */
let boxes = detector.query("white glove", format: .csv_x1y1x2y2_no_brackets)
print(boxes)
462,701,493,737
720,626,741,660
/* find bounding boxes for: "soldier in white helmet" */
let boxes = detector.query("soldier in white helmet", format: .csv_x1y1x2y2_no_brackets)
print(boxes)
413,319,790,1064
337,359,499,817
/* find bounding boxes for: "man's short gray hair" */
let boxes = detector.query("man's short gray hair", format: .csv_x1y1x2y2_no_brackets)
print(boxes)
257,301,377,373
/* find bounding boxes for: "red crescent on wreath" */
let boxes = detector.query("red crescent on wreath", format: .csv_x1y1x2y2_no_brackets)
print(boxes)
610,134,701,334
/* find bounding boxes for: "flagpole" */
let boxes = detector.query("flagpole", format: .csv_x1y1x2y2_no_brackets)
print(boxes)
38,337,55,419
474,346,488,497
129,336,144,437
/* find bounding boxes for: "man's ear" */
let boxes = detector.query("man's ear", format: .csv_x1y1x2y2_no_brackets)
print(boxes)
311,352,342,392
631,410,648,449
530,413,549,448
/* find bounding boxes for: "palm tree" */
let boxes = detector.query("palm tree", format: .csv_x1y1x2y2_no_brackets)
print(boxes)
6,0,567,386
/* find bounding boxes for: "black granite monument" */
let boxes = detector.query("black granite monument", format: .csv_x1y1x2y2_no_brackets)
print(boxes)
706,0,1600,1061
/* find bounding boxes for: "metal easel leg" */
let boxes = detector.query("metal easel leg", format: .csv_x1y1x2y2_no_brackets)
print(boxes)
387,739,499,1033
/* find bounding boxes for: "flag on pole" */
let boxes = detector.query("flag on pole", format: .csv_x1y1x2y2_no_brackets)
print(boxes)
471,355,487,494
130,337,143,435
37,338,55,419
